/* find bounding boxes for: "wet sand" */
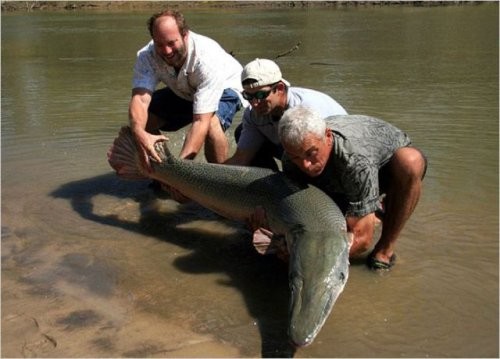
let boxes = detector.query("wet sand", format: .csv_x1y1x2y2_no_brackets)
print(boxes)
2,275,241,357
2,184,235,357
1,175,292,357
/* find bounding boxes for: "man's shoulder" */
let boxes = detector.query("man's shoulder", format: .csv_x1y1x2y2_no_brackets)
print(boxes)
326,115,411,155
132,40,162,91
289,86,329,98
189,31,226,56
326,114,399,129
288,87,347,116
136,40,154,57
189,31,216,45
188,31,241,72
325,114,377,126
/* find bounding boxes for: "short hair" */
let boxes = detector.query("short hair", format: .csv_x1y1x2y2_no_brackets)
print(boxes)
279,106,326,148
147,10,189,37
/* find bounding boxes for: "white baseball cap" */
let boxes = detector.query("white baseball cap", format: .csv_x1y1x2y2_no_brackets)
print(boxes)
241,58,290,89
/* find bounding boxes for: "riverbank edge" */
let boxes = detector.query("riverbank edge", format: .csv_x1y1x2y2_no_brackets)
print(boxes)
1,1,485,12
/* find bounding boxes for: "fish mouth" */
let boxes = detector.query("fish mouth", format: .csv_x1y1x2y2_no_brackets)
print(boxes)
289,323,316,348
288,278,337,348
288,278,347,347
286,236,349,348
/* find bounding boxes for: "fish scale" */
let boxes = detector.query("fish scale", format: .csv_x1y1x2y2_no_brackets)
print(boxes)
153,142,345,234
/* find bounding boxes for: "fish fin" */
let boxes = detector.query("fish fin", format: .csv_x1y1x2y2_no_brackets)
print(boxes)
107,126,148,180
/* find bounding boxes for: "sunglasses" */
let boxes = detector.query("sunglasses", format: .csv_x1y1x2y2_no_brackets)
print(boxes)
242,87,275,101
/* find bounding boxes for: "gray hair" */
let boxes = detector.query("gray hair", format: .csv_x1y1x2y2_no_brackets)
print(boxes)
278,106,326,148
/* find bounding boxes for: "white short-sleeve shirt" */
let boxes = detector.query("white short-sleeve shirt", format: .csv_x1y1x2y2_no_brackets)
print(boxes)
132,31,244,114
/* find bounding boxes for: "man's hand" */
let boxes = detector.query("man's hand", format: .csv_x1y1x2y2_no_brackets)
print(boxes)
133,128,168,172
247,206,289,260
248,206,272,253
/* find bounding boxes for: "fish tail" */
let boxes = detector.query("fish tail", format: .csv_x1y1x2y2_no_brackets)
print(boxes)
107,126,148,180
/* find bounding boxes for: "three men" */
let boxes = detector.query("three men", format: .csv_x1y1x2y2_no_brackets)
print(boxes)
124,9,426,271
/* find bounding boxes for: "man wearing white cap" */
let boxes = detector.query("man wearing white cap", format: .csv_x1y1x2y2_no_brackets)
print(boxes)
225,58,347,170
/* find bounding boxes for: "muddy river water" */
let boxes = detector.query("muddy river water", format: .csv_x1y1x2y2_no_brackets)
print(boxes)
1,3,498,357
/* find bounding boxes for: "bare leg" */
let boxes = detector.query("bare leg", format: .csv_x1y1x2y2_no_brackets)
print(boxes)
347,213,378,257
204,114,229,163
372,147,426,264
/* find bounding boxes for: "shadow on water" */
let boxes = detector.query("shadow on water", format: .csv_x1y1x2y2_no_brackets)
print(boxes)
51,172,296,358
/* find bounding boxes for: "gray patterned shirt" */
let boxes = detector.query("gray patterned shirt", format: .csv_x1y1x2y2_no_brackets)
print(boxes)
282,115,411,217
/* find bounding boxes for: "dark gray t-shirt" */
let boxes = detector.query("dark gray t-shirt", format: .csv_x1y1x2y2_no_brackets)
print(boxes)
282,115,411,217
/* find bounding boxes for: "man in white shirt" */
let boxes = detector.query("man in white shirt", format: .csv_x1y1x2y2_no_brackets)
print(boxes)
129,10,244,169
225,58,347,170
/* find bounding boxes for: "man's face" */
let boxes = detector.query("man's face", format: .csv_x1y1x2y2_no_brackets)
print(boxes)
242,85,279,116
152,16,188,69
283,130,333,177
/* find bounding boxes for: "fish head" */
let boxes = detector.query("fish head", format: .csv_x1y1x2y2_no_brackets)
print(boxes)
287,229,350,347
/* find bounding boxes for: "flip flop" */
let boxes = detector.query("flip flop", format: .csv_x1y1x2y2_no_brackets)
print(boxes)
367,253,397,271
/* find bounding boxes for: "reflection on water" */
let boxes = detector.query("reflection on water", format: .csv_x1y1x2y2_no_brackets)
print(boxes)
2,4,498,358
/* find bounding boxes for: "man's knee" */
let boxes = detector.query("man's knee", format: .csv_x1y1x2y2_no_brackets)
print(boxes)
205,114,229,163
207,113,226,139
215,88,241,133
392,147,427,181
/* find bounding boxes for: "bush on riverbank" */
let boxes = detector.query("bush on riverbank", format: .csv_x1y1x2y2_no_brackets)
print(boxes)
1,1,484,12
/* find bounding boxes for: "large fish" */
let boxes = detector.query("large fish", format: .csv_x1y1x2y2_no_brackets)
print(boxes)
107,126,350,347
